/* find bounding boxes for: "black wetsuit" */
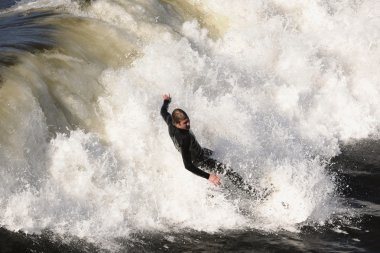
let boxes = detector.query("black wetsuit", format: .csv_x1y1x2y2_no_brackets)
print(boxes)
160,99,210,179
160,99,250,189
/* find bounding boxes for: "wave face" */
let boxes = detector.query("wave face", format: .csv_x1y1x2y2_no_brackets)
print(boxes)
1,0,379,249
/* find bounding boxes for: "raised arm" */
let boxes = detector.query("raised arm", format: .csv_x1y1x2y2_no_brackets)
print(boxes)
160,94,172,126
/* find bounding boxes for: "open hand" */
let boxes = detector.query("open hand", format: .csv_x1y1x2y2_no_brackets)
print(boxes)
208,174,221,186
162,94,171,102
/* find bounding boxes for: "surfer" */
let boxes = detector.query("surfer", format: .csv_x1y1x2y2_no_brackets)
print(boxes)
160,94,255,192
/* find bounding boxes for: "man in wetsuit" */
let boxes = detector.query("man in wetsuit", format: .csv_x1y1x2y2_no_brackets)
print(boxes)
160,94,254,190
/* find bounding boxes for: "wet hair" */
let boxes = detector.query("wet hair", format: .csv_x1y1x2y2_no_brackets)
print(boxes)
172,108,189,125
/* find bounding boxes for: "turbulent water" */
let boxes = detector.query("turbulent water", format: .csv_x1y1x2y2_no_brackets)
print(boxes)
0,0,379,252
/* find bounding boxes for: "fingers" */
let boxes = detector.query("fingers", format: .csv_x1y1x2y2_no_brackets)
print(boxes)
162,93,171,101
213,176,221,186
209,174,221,186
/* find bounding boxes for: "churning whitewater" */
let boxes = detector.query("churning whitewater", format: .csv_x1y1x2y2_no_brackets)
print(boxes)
0,0,379,251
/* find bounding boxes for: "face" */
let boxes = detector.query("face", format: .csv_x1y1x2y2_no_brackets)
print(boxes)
175,118,190,130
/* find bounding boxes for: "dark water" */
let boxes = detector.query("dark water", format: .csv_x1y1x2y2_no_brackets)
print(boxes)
0,11,56,66
1,3,380,253
1,215,379,252
0,0,16,10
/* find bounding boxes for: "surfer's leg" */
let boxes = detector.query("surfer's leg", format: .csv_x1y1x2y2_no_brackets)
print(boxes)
198,149,228,174
197,149,265,196
196,157,227,175
198,149,272,199
197,157,256,193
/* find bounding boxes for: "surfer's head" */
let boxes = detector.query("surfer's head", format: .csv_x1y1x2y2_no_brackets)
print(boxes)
172,109,190,130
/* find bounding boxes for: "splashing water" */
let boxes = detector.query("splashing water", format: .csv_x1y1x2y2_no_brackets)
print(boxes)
0,0,379,249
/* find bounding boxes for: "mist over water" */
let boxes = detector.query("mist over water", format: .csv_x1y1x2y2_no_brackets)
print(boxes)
0,0,379,251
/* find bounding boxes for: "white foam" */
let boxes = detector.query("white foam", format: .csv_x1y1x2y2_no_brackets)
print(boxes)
1,0,379,245
13,0,77,11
